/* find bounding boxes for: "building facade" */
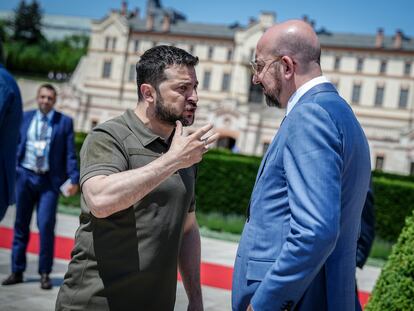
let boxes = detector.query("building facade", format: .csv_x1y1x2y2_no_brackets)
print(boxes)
58,0,414,175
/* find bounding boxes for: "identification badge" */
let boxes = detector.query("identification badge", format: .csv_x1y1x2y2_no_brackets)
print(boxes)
34,140,47,156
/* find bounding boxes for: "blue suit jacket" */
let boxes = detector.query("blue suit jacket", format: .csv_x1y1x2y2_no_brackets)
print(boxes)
0,64,22,220
17,109,79,192
232,83,371,311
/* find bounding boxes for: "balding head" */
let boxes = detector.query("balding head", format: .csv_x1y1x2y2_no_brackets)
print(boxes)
258,20,321,73
252,20,322,108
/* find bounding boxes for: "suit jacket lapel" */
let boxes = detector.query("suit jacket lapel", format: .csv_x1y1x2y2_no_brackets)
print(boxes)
254,115,286,186
50,111,60,149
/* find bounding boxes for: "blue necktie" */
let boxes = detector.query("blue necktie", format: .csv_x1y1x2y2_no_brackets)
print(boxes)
35,116,48,170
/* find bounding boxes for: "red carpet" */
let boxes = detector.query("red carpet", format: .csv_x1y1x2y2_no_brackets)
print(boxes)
0,226,371,306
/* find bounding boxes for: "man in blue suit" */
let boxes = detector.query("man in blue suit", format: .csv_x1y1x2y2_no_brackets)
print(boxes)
2,84,79,290
232,20,371,311
0,46,23,221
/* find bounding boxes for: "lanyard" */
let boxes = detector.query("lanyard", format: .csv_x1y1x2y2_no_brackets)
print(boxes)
33,115,50,157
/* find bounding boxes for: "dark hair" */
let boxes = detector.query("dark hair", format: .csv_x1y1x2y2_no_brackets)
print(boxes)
136,45,199,101
38,83,57,97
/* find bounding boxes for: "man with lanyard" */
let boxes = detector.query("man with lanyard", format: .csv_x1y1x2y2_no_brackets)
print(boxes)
2,84,79,290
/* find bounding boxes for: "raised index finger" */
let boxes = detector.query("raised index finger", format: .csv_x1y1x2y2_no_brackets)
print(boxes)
190,123,214,140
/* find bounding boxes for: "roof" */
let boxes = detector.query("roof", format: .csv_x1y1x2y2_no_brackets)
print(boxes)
318,32,414,52
128,17,236,39
128,15,414,51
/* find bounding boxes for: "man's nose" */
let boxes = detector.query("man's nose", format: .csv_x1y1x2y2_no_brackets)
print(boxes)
189,88,198,103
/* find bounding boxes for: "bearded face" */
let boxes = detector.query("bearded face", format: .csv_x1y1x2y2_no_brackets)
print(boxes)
262,64,283,108
154,86,196,127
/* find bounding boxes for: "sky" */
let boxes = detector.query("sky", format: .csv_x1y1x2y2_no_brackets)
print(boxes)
1,0,413,37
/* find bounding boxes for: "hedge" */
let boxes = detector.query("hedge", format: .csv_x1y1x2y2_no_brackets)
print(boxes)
372,170,414,183
196,152,261,215
65,135,414,243
196,154,414,243
372,177,414,242
365,210,414,310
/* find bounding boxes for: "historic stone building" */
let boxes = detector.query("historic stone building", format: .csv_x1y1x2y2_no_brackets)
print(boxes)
58,0,414,175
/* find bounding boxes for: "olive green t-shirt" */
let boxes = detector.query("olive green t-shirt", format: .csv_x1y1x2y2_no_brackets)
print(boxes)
56,109,196,311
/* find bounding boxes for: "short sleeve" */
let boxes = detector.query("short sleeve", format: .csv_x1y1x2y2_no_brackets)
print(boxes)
80,130,128,187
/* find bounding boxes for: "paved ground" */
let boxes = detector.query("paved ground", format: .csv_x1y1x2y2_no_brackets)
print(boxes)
0,207,380,310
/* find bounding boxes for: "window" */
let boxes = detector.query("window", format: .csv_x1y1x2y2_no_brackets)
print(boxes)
128,64,136,82
202,71,211,90
221,73,231,91
112,38,117,51
410,162,414,175
352,84,361,104
375,155,384,170
399,88,409,109
105,37,110,51
227,49,233,61
334,57,341,70
248,75,263,103
217,137,236,150
134,40,140,52
404,62,412,76
356,58,364,72
380,60,387,74
207,47,214,60
102,60,112,78
105,37,116,51
374,86,384,106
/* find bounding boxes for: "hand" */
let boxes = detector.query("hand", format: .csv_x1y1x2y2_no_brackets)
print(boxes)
167,121,219,170
67,184,79,196
247,304,254,311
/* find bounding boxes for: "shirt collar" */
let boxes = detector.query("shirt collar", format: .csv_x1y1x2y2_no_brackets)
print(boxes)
123,109,163,147
286,76,330,116
36,109,55,122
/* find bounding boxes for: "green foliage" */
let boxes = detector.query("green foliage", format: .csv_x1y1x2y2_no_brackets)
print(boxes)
13,0,43,44
61,136,414,246
195,151,261,216
373,177,414,242
372,170,414,183
4,35,88,76
59,192,81,208
369,238,393,261
0,20,9,43
196,212,245,234
365,211,414,311
75,132,87,153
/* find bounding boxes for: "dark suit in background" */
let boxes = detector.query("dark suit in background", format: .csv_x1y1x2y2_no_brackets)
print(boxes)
0,63,22,221
357,185,375,269
13,109,79,275
3,84,79,289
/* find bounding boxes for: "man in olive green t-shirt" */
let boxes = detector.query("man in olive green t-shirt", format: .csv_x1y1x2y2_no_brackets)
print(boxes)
56,45,219,311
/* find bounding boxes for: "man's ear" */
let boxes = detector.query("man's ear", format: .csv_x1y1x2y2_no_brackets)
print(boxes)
140,84,155,103
281,56,295,80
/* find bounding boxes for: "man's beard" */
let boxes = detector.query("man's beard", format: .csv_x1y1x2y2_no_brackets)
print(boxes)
154,89,194,126
265,93,281,108
263,69,282,108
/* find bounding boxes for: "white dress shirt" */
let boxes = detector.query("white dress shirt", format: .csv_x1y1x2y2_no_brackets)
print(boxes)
286,76,330,116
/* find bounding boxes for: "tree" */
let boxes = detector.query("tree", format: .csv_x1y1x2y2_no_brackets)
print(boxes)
13,0,43,44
